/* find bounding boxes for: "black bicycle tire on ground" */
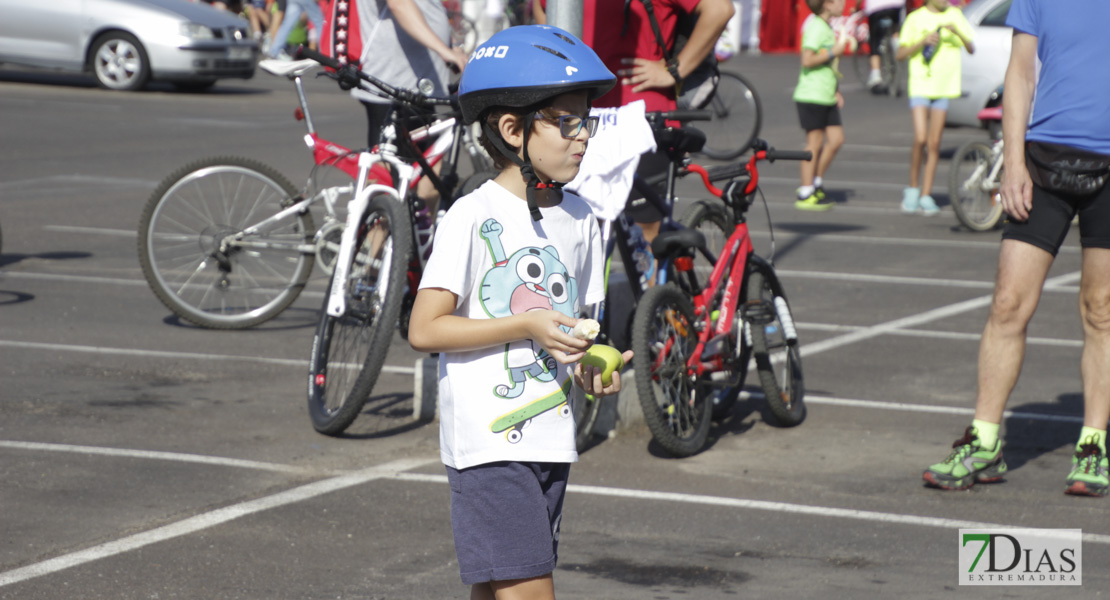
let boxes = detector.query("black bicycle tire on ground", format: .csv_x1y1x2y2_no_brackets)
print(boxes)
138,156,315,329
307,194,413,435
631,283,712,457
949,140,1004,232
699,72,762,161
747,266,806,426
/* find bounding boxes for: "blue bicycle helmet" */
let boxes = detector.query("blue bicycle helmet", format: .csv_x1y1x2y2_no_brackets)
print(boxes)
458,25,616,124
458,25,615,220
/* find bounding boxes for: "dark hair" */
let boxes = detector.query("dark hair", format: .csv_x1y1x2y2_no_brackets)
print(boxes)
477,105,567,170
805,0,824,13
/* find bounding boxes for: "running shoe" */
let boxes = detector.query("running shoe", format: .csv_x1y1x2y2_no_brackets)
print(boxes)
815,186,827,201
867,70,883,90
919,195,941,216
901,187,921,214
1064,435,1108,497
795,193,833,211
923,426,1007,490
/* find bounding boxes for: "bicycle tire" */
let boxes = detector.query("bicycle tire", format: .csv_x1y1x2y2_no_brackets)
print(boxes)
676,200,734,291
308,194,413,435
138,156,315,329
573,389,603,452
746,265,806,426
699,72,762,161
631,283,712,457
948,140,1004,232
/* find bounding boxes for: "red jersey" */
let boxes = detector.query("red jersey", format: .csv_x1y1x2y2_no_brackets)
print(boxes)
543,0,701,110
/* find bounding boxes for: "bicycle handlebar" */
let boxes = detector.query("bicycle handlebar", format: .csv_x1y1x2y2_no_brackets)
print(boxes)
296,46,455,109
764,149,813,162
646,109,714,122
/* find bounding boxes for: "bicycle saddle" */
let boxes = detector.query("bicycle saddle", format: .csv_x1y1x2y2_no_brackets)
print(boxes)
653,126,707,155
650,228,706,260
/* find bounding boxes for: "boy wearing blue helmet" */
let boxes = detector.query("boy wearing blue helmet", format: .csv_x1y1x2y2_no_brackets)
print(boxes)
408,25,634,599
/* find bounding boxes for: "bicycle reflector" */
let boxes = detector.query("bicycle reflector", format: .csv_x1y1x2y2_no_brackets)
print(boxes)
294,107,305,121
674,256,694,272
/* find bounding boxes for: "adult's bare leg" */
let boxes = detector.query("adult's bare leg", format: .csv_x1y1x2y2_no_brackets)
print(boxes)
1078,247,1110,429
973,239,1055,424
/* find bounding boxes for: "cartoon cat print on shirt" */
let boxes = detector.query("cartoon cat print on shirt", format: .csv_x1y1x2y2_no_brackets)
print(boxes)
478,218,580,400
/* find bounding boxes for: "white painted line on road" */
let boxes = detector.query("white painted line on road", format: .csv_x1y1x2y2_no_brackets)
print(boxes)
0,174,155,193
0,441,314,474
0,456,437,589
394,473,1110,546
804,395,1085,424
43,225,137,237
0,271,150,286
799,271,1082,359
0,340,417,375
801,322,1082,347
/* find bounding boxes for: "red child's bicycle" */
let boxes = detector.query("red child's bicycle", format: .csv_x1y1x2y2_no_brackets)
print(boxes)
630,140,812,457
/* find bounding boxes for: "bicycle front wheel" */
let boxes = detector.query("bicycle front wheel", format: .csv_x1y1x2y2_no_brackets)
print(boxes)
746,265,805,426
699,72,762,161
676,200,734,291
948,141,1004,232
138,156,315,329
631,283,712,457
307,194,412,436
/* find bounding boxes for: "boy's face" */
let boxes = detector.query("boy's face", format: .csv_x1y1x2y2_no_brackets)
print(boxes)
826,0,846,16
526,90,591,184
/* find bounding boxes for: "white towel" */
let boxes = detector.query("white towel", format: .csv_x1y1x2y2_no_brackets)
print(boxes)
565,100,657,221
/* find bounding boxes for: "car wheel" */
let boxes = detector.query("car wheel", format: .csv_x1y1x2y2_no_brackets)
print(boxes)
89,32,150,91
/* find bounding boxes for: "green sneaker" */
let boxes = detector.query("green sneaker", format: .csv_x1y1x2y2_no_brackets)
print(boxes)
923,427,1007,490
1064,435,1108,497
795,193,833,211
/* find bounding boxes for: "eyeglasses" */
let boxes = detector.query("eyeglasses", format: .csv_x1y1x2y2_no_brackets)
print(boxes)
534,113,599,139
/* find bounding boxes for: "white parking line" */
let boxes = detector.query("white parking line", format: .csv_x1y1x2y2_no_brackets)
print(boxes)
394,473,1110,545
0,340,417,375
0,441,315,474
0,456,436,589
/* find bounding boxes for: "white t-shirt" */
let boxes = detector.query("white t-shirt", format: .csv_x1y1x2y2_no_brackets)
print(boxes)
419,180,605,470
566,100,657,221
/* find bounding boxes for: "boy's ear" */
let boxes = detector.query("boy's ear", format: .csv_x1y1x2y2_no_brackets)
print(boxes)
498,113,525,151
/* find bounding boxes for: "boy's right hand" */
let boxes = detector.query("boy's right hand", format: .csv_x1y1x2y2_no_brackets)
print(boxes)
520,311,590,364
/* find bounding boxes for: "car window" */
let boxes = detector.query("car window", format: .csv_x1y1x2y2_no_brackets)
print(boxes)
980,0,1012,27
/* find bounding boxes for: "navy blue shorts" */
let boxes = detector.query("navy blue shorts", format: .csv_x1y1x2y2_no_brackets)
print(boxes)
446,461,570,585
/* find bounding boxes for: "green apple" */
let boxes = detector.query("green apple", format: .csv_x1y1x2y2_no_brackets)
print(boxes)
580,344,624,386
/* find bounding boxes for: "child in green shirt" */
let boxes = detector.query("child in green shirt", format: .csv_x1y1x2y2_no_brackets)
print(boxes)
792,0,848,211
896,0,975,215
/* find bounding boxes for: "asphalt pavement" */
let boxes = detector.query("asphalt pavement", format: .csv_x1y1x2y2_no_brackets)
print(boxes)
1,53,1108,599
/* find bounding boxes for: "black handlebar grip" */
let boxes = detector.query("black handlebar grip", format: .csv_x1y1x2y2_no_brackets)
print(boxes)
295,46,342,70
658,109,713,122
765,149,813,162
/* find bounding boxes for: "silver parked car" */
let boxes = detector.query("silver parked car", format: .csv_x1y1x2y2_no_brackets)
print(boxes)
946,0,1012,128
0,0,259,91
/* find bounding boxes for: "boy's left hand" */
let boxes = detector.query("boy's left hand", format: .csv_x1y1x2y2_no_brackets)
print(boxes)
574,350,634,397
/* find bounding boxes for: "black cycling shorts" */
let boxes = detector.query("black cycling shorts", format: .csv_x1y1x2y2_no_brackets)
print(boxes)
868,8,902,57
796,102,842,132
1002,180,1110,256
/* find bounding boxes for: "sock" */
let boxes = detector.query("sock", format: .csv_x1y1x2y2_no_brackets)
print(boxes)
971,419,999,450
870,69,880,78
797,185,815,199
813,176,823,189
1077,426,1107,454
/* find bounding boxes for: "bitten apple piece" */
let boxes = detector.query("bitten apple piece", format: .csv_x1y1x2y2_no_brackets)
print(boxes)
572,318,600,341
580,344,624,386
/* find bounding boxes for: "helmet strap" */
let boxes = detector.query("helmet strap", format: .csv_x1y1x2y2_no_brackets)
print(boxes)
480,115,563,222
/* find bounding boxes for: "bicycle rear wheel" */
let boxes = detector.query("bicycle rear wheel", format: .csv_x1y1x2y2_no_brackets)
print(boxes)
572,389,603,452
949,141,1004,232
138,156,315,329
631,283,712,457
699,72,762,161
746,265,805,426
307,194,412,436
